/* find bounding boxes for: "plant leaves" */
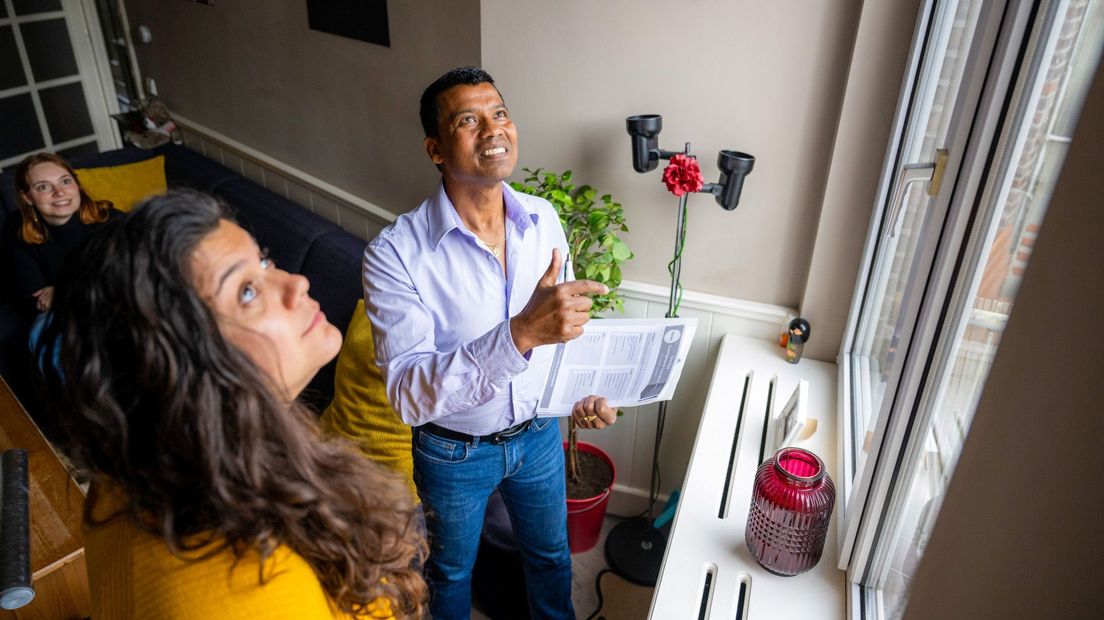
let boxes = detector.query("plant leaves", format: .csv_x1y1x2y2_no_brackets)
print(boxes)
510,167,633,319
587,211,609,231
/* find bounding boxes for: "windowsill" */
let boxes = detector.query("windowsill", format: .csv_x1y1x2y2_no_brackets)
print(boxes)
651,334,845,618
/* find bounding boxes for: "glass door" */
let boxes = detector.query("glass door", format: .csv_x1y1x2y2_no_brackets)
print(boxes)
0,0,118,170
91,0,141,112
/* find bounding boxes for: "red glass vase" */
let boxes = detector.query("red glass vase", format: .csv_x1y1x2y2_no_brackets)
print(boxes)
745,447,835,576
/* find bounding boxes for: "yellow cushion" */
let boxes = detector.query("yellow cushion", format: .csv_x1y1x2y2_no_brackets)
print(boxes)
321,300,416,498
76,155,167,212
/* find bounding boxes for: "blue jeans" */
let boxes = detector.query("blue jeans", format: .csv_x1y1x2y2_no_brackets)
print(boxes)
413,417,573,620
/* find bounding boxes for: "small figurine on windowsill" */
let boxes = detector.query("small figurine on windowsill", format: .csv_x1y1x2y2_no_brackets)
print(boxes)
785,318,811,364
778,311,796,348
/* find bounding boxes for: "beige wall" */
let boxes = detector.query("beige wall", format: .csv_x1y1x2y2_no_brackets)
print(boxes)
480,0,863,310
124,0,480,212
904,60,1104,619
123,0,920,359
800,0,923,360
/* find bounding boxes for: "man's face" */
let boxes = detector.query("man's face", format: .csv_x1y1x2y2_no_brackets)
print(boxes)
425,82,518,188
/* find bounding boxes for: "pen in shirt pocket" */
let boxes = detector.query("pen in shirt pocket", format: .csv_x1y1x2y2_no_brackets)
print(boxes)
561,250,572,284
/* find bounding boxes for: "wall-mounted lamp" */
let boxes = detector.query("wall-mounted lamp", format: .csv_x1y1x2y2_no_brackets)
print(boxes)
626,114,665,173
626,114,755,210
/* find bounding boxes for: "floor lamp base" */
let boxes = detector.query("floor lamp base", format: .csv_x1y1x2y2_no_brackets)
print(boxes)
604,517,668,587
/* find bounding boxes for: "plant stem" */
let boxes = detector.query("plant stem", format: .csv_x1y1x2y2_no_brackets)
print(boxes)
568,418,579,484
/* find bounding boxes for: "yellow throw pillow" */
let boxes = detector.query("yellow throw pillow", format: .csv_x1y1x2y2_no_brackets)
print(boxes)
320,300,416,498
75,155,167,212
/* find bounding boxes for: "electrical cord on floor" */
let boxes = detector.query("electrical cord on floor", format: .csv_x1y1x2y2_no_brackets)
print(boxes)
584,569,616,620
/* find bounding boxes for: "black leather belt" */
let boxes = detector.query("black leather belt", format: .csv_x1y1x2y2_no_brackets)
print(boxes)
422,420,533,445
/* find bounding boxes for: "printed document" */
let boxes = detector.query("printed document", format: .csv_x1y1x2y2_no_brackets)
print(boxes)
534,317,697,416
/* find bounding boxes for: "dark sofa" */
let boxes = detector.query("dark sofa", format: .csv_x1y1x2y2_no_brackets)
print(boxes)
0,144,367,416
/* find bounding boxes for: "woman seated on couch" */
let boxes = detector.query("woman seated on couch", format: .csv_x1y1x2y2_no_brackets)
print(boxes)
36,191,426,619
2,152,122,314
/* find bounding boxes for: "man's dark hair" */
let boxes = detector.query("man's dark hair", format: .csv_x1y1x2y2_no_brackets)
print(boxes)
419,66,499,138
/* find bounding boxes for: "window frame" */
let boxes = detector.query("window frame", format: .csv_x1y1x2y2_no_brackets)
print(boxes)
0,0,119,169
836,0,1059,615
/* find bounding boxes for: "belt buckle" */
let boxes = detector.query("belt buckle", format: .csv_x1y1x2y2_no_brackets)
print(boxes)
490,420,529,445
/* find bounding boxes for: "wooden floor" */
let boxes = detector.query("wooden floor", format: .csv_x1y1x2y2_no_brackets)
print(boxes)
569,516,618,618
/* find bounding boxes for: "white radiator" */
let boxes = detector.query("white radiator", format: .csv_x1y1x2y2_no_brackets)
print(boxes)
651,335,845,618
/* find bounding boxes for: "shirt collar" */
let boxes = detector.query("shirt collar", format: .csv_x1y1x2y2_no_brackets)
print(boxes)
427,181,541,250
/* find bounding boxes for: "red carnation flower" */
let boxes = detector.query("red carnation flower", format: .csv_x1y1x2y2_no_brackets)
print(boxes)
661,154,704,196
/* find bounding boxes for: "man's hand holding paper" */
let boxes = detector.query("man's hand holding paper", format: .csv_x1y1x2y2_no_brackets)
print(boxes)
509,248,608,354
535,317,698,416
571,395,618,429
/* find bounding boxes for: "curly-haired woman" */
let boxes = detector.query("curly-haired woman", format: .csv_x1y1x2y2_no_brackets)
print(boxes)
36,191,426,619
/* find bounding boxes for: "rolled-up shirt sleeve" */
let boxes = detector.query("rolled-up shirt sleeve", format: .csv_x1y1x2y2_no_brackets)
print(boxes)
362,239,528,427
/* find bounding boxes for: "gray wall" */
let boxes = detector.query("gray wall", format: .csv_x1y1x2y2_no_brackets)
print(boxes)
480,0,864,311
123,0,918,360
124,0,480,212
801,0,922,360
903,60,1104,619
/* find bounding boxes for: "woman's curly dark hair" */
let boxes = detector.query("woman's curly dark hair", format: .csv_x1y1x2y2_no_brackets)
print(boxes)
35,190,427,617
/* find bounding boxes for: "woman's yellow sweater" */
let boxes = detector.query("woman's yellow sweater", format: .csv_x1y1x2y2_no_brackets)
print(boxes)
83,508,393,619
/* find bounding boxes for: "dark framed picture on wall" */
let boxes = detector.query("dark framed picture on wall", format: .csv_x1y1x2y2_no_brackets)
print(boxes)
307,0,390,47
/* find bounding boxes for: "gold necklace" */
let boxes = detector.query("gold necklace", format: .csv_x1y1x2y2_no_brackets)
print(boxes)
478,234,505,258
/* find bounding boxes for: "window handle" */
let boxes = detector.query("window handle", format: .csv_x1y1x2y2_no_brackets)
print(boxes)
886,149,948,238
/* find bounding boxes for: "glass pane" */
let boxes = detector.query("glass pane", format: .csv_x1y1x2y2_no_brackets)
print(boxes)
20,18,78,82
880,440,942,619
39,81,94,143
0,3,7,19
879,2,1104,617
56,139,99,160
851,0,985,482
0,26,27,90
93,0,139,111
0,94,45,160
12,0,62,15
1055,3,1104,135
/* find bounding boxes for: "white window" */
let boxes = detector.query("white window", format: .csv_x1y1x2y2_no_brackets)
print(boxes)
0,0,119,169
838,1,1103,617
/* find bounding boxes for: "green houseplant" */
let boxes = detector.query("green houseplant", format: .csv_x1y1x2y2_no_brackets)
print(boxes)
511,168,633,317
511,168,632,550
